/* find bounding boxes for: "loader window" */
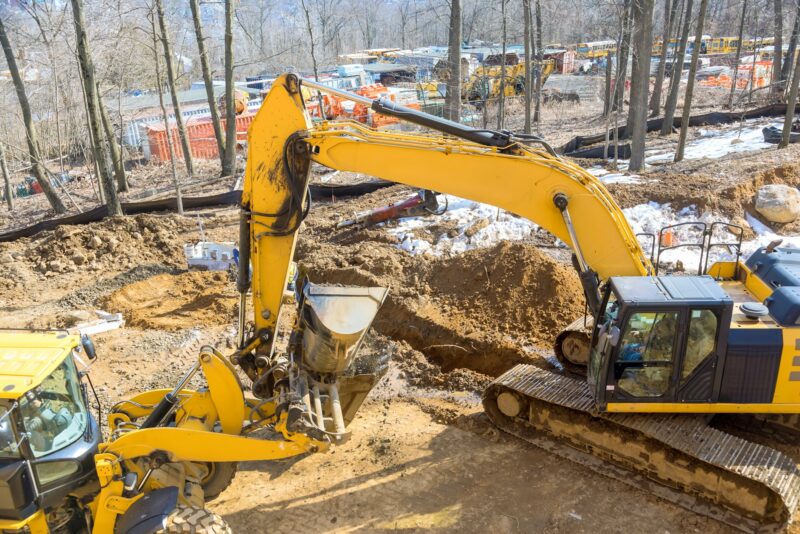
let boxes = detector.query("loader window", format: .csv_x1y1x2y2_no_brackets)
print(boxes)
19,357,88,458
615,311,679,398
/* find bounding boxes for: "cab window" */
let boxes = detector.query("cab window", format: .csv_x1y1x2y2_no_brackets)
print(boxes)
682,309,718,382
616,311,679,398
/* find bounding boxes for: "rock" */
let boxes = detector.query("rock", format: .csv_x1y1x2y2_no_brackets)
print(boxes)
465,218,490,238
88,235,103,249
755,184,800,224
0,253,13,264
47,260,64,273
132,232,143,241
71,251,87,265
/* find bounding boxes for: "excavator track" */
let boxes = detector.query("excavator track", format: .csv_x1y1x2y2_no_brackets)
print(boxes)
483,364,800,532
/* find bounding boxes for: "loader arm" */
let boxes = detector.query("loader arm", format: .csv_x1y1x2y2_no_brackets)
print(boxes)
242,73,651,359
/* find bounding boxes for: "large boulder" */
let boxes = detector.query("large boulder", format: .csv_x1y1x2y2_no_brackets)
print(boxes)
755,184,800,224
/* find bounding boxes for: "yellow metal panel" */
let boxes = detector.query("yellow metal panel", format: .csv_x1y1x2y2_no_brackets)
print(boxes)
200,348,245,434
607,402,800,413
0,509,49,534
243,74,312,351
0,332,77,399
772,329,800,404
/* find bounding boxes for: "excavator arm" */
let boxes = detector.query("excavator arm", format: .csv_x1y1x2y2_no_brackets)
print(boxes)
240,73,651,361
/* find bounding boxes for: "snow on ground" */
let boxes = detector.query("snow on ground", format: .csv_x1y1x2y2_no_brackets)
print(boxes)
384,195,538,256
587,166,644,185
644,118,779,163
623,202,800,270
385,193,800,272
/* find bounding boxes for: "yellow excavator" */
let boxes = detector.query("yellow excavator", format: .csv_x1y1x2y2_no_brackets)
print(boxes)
2,72,800,532
461,60,556,105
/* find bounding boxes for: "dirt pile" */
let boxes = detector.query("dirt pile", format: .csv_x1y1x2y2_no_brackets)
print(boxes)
101,271,238,330
0,214,189,289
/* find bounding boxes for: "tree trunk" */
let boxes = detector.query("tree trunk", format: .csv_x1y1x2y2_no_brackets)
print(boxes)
97,82,128,193
0,144,12,211
0,17,66,214
650,0,679,116
71,0,120,215
497,0,507,129
629,0,655,171
533,0,543,125
189,0,224,163
779,46,800,147
604,49,614,116
155,0,194,178
773,0,784,88
613,0,633,115
674,0,709,162
728,0,748,108
523,0,532,133
300,0,319,81
660,0,693,135
444,0,462,122
221,0,237,178
781,1,800,91
151,12,183,215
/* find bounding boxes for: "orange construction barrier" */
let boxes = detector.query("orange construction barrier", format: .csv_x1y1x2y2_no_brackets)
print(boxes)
146,113,254,163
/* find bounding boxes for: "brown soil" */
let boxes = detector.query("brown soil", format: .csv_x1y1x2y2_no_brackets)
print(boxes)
101,271,238,330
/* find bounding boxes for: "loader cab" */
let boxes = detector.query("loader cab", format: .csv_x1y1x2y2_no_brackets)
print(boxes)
588,276,733,410
0,332,101,530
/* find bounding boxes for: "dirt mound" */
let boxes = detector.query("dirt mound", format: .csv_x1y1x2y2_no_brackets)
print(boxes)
426,242,584,342
101,271,238,330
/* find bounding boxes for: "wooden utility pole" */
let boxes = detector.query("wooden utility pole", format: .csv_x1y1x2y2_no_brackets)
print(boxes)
629,0,655,171
675,0,709,162
0,144,12,211
155,0,194,178
189,0,224,162
523,0,533,133
728,0,747,108
650,0,679,115
0,17,66,214
444,0,462,122
661,0,693,135
221,0,237,178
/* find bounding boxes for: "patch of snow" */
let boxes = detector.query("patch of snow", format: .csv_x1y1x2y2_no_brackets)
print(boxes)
624,202,800,270
386,195,538,256
587,165,643,184
644,119,778,163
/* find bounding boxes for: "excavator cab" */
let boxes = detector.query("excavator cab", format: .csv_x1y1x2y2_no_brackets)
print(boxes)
588,276,733,410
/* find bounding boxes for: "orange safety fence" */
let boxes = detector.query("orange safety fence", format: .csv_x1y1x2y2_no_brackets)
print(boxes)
146,113,254,162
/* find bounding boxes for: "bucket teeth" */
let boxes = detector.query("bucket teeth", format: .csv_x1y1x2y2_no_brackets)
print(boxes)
484,364,800,531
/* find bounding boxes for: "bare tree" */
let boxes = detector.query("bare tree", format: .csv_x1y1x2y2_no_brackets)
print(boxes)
154,0,194,178
675,0,709,162
300,0,320,80
221,0,237,178
773,0,784,89
650,0,679,115
613,0,633,115
189,0,225,163
523,0,533,133
444,0,462,122
497,0,508,129
728,0,747,108
71,0,121,215
629,0,655,171
97,82,127,192
150,8,183,215
661,0,693,135
534,0,543,125
0,144,11,211
780,43,800,147
604,49,614,116
0,17,66,214
782,0,800,90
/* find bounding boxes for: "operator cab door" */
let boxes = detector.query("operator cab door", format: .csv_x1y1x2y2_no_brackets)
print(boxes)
606,307,723,404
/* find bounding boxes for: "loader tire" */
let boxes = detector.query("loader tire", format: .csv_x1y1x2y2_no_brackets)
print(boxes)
160,505,231,534
201,462,238,502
